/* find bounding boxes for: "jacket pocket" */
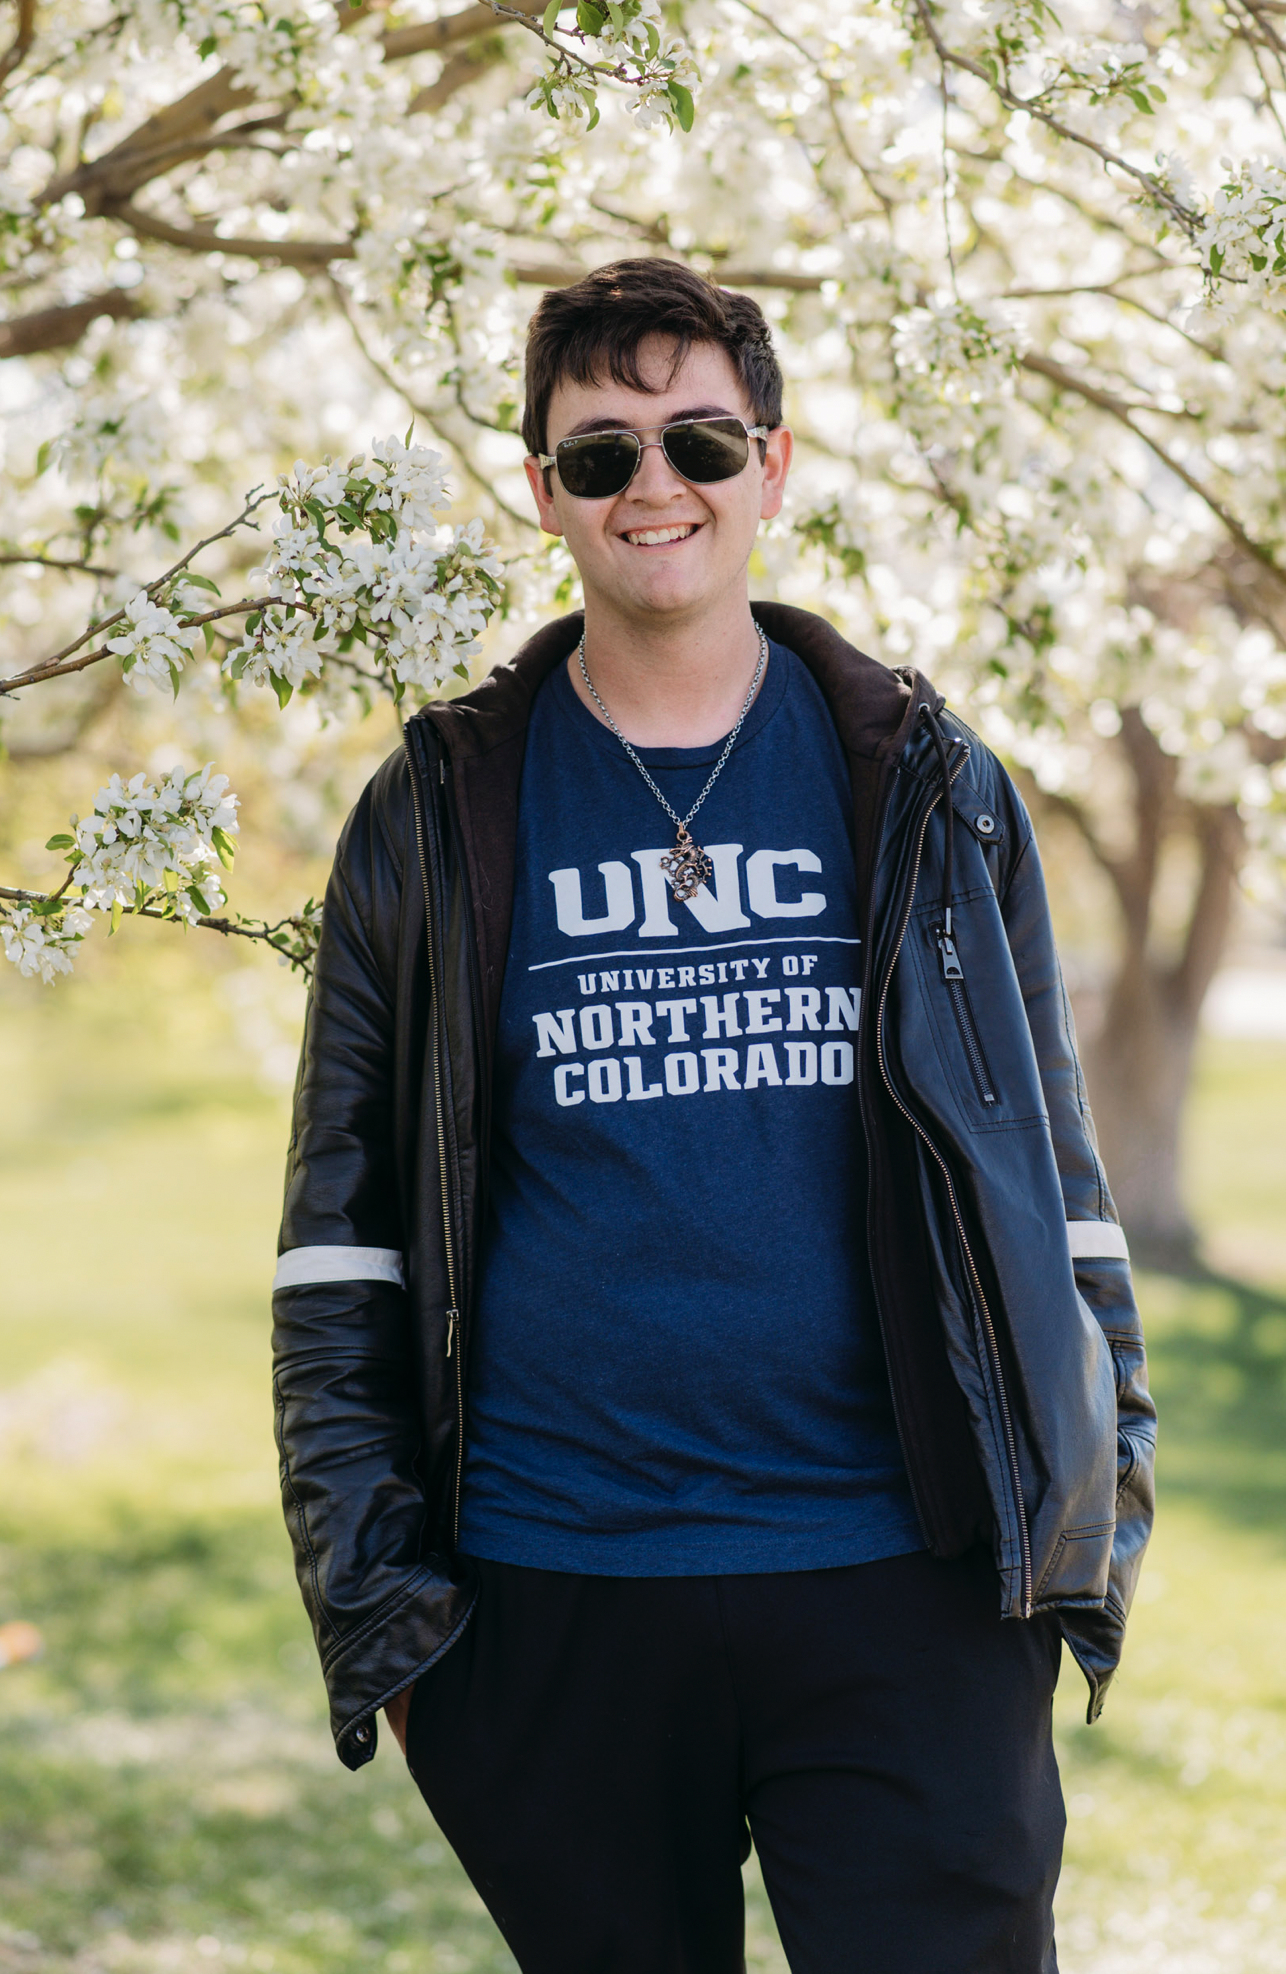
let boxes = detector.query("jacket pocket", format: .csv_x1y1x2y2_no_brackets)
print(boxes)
1034,1521,1116,1605
941,961,998,1107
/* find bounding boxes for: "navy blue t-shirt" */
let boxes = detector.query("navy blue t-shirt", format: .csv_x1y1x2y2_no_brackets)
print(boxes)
457,642,923,1574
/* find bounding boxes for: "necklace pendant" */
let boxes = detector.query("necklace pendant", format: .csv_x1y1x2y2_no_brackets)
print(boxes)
660,825,713,903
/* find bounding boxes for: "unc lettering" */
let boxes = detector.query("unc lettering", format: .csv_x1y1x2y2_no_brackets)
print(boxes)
549,847,827,937
745,849,826,920
549,861,635,936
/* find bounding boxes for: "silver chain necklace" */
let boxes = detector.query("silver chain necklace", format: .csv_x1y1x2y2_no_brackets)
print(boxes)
576,623,769,902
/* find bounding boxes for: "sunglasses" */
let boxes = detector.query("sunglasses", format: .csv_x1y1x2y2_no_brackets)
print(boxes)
538,416,770,501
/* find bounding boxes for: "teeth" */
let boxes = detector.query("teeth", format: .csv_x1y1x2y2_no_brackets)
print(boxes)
624,524,697,546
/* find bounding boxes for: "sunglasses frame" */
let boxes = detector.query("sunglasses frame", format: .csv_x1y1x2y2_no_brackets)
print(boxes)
537,416,771,499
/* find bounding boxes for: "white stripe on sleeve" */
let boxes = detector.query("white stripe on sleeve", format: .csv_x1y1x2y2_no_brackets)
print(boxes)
1066,1220,1130,1262
272,1245,405,1291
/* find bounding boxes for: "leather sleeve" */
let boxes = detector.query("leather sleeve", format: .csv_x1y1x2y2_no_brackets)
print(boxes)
993,769,1157,1717
273,773,471,1769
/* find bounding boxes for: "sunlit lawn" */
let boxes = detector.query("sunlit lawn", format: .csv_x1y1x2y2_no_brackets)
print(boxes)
2,955,1285,1973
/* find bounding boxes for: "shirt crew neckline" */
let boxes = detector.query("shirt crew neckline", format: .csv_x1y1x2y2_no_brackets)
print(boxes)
547,637,791,770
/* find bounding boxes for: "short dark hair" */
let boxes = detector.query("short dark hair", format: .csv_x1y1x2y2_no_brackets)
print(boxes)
520,258,783,457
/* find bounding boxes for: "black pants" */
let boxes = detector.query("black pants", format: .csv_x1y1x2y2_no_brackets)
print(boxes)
405,1548,1065,1974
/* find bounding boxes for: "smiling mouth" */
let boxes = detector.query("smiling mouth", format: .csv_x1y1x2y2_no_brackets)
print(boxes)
621,522,701,547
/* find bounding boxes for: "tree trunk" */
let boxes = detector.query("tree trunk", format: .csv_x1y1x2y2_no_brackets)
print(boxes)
1039,711,1246,1268
1086,967,1202,1268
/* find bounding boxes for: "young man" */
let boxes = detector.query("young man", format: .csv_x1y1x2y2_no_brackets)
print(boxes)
272,260,1155,1973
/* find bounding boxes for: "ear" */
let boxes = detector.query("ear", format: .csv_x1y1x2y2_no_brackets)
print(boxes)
758,425,793,523
524,455,563,536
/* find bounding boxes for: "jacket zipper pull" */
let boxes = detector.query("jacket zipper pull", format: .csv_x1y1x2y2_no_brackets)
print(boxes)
445,1309,458,1357
936,907,964,982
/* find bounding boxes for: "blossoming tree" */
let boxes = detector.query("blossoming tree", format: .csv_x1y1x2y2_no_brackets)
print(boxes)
2,0,1286,1252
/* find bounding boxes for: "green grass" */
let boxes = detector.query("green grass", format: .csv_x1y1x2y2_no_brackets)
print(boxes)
2,962,1285,1973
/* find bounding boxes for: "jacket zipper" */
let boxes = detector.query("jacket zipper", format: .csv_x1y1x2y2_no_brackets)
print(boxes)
876,758,1033,1617
405,728,466,1550
933,926,998,1106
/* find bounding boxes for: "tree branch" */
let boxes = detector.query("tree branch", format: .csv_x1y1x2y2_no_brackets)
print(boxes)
507,257,828,291
329,274,539,531
0,287,147,360
112,202,355,269
0,886,321,974
1,669,120,759
382,0,543,61
0,0,35,90
0,495,271,697
36,1,545,217
906,0,1201,237
0,550,121,579
409,39,507,112
1019,350,1286,585
40,70,260,213
1036,786,1121,882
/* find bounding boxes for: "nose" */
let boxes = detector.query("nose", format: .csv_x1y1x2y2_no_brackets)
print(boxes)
626,437,690,502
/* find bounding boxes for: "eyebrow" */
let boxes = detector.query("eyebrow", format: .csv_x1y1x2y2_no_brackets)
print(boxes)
559,403,738,440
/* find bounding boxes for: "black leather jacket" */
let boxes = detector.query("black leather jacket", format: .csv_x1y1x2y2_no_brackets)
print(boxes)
273,604,1156,1770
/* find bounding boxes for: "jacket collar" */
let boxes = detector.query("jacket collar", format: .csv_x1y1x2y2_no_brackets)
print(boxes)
411,603,940,1048
415,603,937,769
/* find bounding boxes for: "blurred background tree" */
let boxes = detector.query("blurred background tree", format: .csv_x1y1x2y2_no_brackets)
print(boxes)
2,0,1286,1262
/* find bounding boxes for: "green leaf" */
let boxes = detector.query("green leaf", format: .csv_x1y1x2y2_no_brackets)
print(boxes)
44,833,75,851
577,0,605,31
35,439,52,476
404,420,415,447
542,0,562,34
269,671,294,710
245,612,261,636
1209,243,1223,275
606,0,624,30
163,867,180,893
187,885,212,916
168,660,182,700
203,621,216,653
198,33,217,58
1126,87,1153,114
212,826,237,871
229,654,250,680
182,572,221,595
162,520,180,542
586,97,600,130
667,80,695,131
110,899,123,936
644,19,660,58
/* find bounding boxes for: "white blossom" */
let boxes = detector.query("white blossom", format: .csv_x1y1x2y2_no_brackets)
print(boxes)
225,439,500,701
1197,158,1286,314
0,906,81,983
72,766,239,924
105,591,202,694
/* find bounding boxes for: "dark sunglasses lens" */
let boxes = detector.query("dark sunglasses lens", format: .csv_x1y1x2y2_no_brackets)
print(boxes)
556,434,639,498
663,418,750,483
